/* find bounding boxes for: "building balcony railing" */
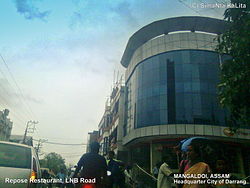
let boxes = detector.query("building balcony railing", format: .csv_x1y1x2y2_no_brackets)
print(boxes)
110,143,117,150
103,125,112,132
112,114,119,123
97,135,103,143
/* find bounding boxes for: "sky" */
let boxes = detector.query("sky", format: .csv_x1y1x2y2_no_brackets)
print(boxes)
0,0,227,165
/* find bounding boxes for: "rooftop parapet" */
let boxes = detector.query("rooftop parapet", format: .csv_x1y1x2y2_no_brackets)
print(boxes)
120,16,228,68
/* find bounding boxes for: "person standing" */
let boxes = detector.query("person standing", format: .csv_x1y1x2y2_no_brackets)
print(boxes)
183,142,211,188
107,151,125,188
73,142,108,188
157,156,173,188
57,169,66,188
153,162,161,178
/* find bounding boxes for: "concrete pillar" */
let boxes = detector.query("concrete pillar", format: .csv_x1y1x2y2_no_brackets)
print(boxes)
237,149,245,176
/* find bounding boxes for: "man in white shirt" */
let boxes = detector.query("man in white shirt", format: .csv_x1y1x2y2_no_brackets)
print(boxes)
157,156,173,188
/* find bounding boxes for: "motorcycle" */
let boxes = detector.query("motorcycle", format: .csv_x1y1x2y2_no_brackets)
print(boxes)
75,171,111,188
80,184,96,188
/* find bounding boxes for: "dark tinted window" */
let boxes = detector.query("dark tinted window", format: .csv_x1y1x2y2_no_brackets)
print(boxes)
0,143,31,169
125,50,230,132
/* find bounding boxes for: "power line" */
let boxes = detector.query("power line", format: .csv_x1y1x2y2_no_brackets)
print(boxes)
0,94,30,124
0,53,36,118
34,139,47,154
37,136,85,141
55,152,84,154
7,112,25,128
0,95,29,129
178,0,202,15
44,141,87,146
60,154,83,157
0,95,31,125
0,53,37,119
40,151,83,158
0,66,33,121
197,0,222,16
0,99,22,122
23,121,38,144
33,139,87,146
214,0,228,5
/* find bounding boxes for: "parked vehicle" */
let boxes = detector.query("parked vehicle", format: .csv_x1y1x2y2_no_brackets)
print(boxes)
0,141,41,188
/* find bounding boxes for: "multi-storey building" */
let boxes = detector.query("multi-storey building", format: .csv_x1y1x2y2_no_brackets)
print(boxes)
97,83,126,158
0,109,13,141
90,16,250,177
120,16,250,176
97,102,111,156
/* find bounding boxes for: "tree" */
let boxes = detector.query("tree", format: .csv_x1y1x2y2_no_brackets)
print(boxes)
217,0,250,130
40,152,67,175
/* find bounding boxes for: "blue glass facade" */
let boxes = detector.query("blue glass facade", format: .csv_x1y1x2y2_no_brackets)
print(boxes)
125,50,229,134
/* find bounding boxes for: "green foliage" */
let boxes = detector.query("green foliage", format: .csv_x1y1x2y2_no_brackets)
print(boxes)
217,0,250,129
39,152,67,175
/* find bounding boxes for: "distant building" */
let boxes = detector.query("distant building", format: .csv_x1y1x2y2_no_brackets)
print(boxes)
97,83,125,158
9,135,33,146
86,131,99,152
97,101,111,156
0,109,13,141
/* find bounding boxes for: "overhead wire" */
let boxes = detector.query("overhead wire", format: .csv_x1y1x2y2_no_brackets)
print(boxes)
0,80,30,130
33,139,87,146
40,151,83,158
178,0,202,15
214,0,229,5
0,98,29,125
0,68,32,121
37,136,85,141
210,0,228,17
0,53,37,120
7,112,26,128
60,154,83,157
54,151,84,154
0,83,29,128
0,94,18,117
197,0,223,16
33,139,87,159
0,53,40,131
178,0,226,18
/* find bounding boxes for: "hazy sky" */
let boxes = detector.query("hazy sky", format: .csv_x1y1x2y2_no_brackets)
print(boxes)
0,0,226,164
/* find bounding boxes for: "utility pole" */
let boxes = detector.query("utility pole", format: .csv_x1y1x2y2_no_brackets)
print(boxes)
35,139,47,154
23,120,38,144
